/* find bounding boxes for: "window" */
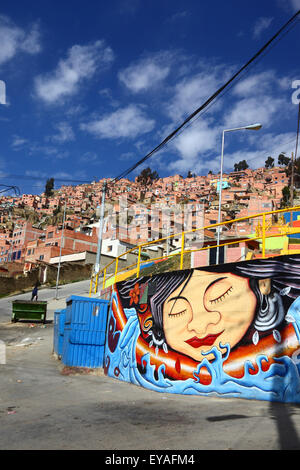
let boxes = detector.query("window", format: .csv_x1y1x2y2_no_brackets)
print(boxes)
48,232,53,239
107,245,113,252
39,255,44,260
27,249,31,255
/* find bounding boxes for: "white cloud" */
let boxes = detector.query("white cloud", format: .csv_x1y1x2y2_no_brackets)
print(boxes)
11,135,28,149
253,17,273,39
34,40,114,104
172,121,219,159
277,0,300,13
28,144,58,156
223,135,296,172
228,70,293,131
50,122,75,143
165,68,226,123
166,121,220,174
99,88,120,108
288,0,300,11
161,60,295,176
80,104,155,139
224,96,285,129
170,129,296,176
21,23,41,54
119,54,171,93
0,15,41,66
232,71,277,98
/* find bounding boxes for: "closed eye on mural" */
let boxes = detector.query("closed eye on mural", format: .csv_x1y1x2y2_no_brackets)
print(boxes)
204,277,233,306
166,296,189,318
166,277,234,317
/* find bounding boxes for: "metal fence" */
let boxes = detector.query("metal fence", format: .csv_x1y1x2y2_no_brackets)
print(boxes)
89,205,300,295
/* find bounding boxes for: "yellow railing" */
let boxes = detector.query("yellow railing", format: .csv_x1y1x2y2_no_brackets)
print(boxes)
89,205,300,295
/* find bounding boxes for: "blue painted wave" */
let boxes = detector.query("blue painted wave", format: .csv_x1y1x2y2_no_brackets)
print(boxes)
106,293,300,403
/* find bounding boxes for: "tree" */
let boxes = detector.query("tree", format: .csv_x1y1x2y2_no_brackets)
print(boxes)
265,156,274,169
278,152,290,166
45,178,54,197
281,185,294,208
234,160,249,171
53,205,61,216
285,156,300,188
136,167,159,188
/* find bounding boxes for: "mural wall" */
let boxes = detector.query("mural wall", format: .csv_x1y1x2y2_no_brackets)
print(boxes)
104,254,300,403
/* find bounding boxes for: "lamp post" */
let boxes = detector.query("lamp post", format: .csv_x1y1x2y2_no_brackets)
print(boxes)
216,123,262,264
94,180,107,287
55,200,67,300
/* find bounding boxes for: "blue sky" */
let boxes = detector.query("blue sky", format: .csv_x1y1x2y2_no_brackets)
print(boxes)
0,0,300,195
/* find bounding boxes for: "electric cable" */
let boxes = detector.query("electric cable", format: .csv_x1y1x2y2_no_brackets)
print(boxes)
110,10,300,184
0,184,20,196
160,16,300,155
0,174,90,184
1,12,299,195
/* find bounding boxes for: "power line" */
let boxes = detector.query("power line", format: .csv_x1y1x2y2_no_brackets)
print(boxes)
0,174,90,184
2,12,299,194
0,184,20,196
161,17,300,153
111,9,300,184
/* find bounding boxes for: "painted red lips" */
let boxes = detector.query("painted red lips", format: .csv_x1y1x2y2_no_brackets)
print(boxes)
185,331,224,348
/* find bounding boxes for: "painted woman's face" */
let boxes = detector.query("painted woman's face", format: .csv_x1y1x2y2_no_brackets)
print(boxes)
162,271,257,361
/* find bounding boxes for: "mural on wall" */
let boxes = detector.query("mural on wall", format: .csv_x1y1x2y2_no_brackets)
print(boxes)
104,255,300,402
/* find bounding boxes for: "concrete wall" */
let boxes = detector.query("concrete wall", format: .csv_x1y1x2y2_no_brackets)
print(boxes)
104,254,300,403
0,268,40,296
191,244,247,268
0,262,93,297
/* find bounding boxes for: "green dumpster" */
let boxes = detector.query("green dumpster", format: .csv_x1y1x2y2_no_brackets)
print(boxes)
12,300,47,323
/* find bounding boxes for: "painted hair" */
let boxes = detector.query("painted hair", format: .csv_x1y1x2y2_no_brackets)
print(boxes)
117,255,300,349
117,270,191,348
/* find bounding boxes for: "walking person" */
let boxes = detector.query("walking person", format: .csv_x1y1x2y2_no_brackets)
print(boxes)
31,282,39,301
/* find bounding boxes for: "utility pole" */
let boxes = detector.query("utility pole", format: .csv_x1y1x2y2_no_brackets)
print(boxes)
166,223,170,257
290,152,294,207
55,200,67,300
291,102,300,207
94,181,107,281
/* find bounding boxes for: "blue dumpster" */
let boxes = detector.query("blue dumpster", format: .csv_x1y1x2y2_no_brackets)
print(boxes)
61,296,109,368
53,308,66,358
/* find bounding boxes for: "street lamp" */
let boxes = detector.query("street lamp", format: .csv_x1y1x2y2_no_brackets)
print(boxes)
55,200,67,300
216,123,262,264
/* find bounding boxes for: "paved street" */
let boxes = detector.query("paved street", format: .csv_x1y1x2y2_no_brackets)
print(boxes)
0,279,91,323
1,280,300,452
